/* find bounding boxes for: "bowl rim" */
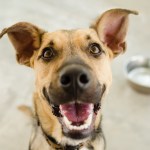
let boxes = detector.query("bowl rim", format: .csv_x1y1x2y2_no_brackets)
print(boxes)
124,55,150,89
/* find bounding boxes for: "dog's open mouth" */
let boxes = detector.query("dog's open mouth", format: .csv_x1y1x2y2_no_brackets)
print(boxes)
51,102,100,139
60,102,93,130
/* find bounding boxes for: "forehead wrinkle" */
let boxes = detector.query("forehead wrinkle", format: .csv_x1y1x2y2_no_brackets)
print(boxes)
68,31,76,54
51,30,74,55
58,30,77,55
64,30,88,56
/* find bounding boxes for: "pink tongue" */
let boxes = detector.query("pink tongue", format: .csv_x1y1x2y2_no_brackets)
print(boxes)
60,103,92,123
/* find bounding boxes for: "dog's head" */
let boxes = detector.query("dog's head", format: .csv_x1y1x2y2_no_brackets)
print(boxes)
0,9,137,144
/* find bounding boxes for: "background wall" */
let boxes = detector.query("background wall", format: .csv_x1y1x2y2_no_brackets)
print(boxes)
0,0,149,150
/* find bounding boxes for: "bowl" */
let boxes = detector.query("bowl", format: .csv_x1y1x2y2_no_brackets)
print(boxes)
124,56,150,94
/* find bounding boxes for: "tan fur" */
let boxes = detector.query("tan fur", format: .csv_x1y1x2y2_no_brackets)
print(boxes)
0,8,138,150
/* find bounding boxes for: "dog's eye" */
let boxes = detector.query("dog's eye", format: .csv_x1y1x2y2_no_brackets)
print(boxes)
42,47,55,60
89,43,103,56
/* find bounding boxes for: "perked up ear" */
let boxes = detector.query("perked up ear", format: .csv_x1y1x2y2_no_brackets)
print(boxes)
0,22,45,66
91,9,138,57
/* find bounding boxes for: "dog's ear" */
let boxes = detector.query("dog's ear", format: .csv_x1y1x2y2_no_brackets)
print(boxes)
0,22,45,66
91,9,138,57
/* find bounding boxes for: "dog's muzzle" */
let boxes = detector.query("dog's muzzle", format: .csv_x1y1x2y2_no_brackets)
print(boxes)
43,63,105,139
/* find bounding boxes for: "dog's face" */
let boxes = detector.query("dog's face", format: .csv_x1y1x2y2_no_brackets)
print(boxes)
0,9,137,143
34,29,112,139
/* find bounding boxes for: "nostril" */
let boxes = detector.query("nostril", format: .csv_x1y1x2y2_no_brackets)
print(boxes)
79,73,89,84
60,75,71,87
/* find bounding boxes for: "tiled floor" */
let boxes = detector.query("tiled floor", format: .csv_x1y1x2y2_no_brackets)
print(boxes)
0,0,150,150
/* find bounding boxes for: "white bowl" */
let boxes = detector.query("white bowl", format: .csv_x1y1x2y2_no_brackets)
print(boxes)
124,56,150,94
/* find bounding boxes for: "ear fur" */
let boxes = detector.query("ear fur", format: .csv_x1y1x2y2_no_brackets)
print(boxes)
0,22,45,66
91,9,138,57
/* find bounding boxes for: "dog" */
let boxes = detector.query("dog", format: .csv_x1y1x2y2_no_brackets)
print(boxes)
0,8,138,150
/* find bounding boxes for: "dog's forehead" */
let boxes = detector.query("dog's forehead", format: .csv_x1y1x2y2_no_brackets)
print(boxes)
42,28,99,46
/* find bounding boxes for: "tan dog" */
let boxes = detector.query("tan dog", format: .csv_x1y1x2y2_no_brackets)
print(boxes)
0,9,137,150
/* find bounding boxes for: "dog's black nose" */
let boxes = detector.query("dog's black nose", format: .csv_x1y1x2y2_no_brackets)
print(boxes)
59,65,91,91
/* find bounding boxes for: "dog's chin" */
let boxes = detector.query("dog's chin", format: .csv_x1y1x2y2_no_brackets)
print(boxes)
51,102,100,140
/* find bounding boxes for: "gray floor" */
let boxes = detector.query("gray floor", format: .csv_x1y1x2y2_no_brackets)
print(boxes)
0,0,150,150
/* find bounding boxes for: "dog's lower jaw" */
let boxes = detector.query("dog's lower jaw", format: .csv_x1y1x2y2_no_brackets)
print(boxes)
33,93,105,149
60,110,103,146
54,102,101,140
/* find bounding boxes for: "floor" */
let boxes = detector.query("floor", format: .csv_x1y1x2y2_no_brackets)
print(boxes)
0,0,150,150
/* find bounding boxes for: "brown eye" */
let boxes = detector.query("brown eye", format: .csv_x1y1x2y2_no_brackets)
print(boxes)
89,43,103,56
42,47,55,60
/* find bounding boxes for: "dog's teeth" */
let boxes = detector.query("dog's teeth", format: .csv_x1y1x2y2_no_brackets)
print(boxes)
63,116,71,125
63,113,93,131
61,103,94,131
84,113,93,126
